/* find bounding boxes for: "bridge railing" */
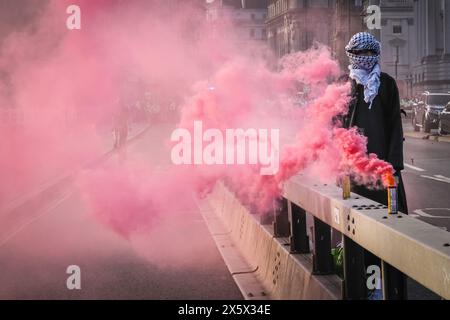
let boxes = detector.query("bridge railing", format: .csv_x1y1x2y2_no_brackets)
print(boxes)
276,174,450,300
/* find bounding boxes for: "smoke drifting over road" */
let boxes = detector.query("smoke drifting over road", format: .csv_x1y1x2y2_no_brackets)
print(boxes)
0,0,393,268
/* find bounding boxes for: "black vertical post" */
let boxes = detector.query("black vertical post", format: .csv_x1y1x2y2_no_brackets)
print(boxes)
395,45,399,81
260,211,274,225
260,202,274,225
312,217,333,275
273,198,290,237
343,236,367,299
288,202,310,253
382,261,408,300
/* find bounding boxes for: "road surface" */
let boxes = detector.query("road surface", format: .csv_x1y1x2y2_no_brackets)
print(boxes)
403,120,450,232
0,124,243,300
1,121,449,300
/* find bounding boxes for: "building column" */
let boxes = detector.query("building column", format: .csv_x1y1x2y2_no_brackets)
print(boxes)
444,0,450,54
368,0,381,40
425,0,437,56
415,0,426,60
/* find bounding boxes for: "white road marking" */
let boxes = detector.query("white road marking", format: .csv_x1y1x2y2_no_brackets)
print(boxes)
404,163,426,172
420,175,450,184
411,208,450,219
434,175,450,183
0,191,72,248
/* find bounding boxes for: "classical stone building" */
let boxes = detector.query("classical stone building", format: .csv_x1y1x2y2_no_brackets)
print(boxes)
374,0,417,97
411,0,450,95
206,0,268,44
266,0,370,68
344,0,450,97
333,0,367,70
266,0,335,58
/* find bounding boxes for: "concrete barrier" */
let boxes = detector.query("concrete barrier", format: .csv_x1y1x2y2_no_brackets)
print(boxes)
284,175,450,299
202,181,342,300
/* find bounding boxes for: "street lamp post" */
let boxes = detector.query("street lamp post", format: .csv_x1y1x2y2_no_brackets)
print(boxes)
394,45,399,80
388,37,406,82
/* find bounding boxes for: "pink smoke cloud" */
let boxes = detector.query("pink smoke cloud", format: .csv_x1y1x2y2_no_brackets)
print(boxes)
0,1,395,267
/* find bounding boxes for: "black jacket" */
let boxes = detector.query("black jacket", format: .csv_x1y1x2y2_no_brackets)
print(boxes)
345,72,404,171
344,72,408,213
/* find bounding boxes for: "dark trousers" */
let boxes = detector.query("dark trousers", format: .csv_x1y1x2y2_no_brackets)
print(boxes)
351,172,408,299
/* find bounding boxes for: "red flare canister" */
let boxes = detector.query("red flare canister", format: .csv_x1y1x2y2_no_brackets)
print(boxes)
385,174,398,215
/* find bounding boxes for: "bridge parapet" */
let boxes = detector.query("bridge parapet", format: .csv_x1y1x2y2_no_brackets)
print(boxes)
204,175,450,300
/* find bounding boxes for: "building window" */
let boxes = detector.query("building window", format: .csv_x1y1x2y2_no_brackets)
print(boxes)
393,25,402,34
262,29,267,39
250,29,255,38
263,13,267,20
355,0,363,6
251,14,255,20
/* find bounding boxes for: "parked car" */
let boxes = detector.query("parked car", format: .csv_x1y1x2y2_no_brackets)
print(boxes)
401,99,413,112
412,92,450,133
439,102,450,135
400,99,415,118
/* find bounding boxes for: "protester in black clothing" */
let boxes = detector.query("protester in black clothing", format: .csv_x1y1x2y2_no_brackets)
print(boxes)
343,32,408,214
337,32,409,300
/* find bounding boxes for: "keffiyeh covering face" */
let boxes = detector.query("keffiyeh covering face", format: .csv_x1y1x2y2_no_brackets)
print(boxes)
345,32,381,109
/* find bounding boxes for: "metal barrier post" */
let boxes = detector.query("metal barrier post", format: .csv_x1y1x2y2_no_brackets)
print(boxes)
312,217,333,275
382,261,408,300
260,211,274,225
273,198,290,237
288,201,310,253
343,236,367,299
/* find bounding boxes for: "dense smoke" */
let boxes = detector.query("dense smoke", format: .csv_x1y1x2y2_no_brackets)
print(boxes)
0,1,394,267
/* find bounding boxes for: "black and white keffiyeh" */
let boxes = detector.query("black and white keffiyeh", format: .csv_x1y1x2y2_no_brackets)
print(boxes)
345,32,381,109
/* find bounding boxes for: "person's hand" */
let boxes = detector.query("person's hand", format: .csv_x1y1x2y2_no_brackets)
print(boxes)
393,171,400,185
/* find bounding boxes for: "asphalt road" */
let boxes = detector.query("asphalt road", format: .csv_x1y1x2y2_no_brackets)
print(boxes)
399,120,450,299
0,123,243,300
1,120,449,300
402,121,450,232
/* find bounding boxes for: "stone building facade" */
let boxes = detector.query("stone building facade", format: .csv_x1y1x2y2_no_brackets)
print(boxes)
206,0,268,45
333,0,367,70
374,0,417,97
411,0,450,95
266,0,334,58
